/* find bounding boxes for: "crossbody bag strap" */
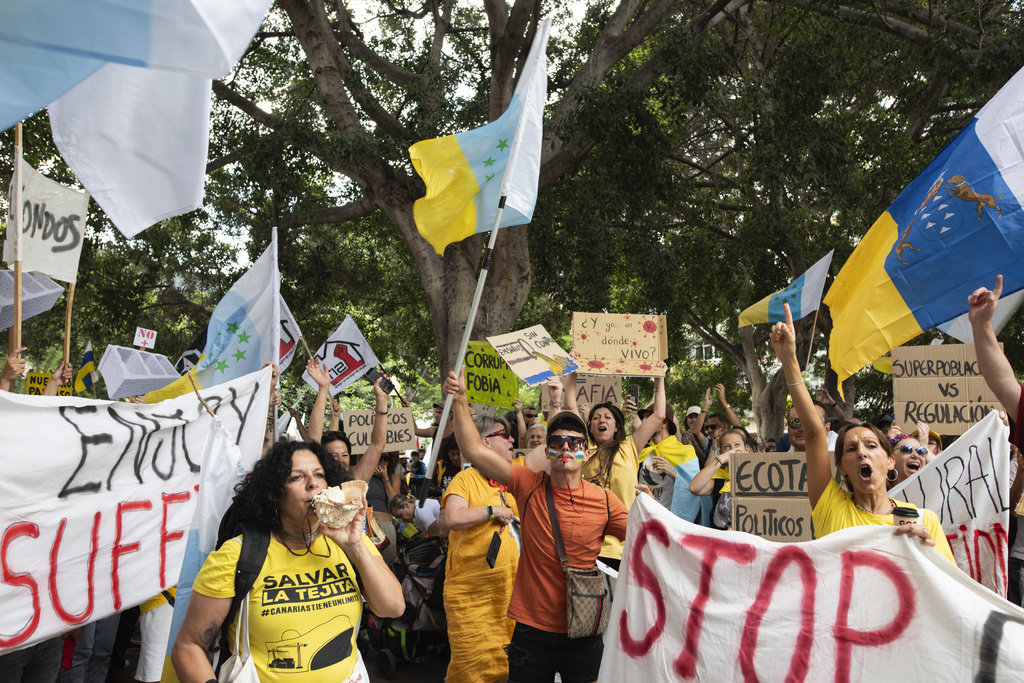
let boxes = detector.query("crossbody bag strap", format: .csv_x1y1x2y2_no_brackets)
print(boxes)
602,490,610,536
545,481,569,569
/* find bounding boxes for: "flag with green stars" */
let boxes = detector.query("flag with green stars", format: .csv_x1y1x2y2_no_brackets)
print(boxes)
738,250,834,327
192,235,280,387
408,18,550,255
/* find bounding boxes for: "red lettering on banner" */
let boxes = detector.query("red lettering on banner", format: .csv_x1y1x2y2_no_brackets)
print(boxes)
620,520,671,657
946,522,1009,595
674,535,756,678
0,522,41,647
833,550,916,683
994,523,1008,595
739,545,816,683
48,514,100,625
160,492,191,587
111,500,152,610
953,524,974,577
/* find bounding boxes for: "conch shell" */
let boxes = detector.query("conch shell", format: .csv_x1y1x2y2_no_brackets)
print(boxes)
312,480,368,529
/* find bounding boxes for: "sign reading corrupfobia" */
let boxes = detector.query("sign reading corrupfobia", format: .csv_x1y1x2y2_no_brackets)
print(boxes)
730,451,812,542
0,368,271,654
599,495,1024,682
892,343,1002,435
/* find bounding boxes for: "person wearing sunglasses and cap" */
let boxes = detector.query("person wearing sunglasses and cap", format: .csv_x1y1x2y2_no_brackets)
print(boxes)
891,434,931,484
443,367,632,683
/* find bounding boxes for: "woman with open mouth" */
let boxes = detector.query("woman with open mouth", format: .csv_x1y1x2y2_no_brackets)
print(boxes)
892,435,930,484
770,304,954,562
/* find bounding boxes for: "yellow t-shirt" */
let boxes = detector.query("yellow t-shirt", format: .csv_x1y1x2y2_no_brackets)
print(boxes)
583,437,638,560
139,586,176,614
193,533,379,682
812,478,955,563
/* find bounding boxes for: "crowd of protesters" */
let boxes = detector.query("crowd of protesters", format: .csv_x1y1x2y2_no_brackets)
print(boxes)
2,278,1024,683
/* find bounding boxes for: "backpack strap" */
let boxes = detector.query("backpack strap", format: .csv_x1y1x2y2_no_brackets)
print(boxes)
212,521,270,676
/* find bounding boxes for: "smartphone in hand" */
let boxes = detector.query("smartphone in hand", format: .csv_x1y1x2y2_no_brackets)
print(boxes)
365,367,395,394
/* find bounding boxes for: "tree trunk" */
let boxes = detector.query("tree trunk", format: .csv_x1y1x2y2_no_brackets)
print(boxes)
380,203,532,377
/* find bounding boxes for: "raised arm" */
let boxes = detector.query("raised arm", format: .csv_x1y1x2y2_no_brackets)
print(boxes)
772,304,830,508
689,448,730,496
689,389,712,450
560,372,576,417
305,357,332,443
443,367,512,485
968,275,1021,418
716,383,742,428
349,376,391,482
0,348,27,392
42,360,72,396
631,376,666,450
514,398,528,448
820,386,849,423
329,398,341,432
288,406,309,441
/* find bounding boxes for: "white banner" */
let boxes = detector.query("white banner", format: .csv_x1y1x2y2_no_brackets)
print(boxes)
5,157,89,283
600,495,1024,682
890,411,1011,596
301,315,380,396
0,367,272,653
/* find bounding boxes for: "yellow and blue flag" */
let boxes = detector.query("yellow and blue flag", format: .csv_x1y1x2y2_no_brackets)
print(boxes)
73,341,97,393
825,65,1024,388
409,18,551,255
739,250,834,327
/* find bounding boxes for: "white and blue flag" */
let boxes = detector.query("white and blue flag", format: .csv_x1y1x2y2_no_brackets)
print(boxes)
739,250,834,326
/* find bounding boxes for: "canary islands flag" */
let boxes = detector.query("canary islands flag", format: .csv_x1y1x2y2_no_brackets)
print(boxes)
409,18,550,255
73,341,97,393
825,66,1024,388
739,250,834,327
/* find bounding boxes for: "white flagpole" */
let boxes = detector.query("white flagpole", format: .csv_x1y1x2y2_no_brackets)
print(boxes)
271,227,281,442
10,124,24,357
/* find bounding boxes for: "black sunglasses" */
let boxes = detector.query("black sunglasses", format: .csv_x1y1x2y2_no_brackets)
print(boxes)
547,435,587,450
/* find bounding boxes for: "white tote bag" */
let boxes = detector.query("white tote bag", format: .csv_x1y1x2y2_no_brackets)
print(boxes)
218,590,260,683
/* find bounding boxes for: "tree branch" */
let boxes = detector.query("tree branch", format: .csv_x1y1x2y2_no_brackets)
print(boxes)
277,197,379,229
335,8,430,88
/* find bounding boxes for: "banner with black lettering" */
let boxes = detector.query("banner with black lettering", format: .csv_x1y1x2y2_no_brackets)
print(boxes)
600,495,1024,682
5,156,89,283
890,410,1011,597
0,367,272,653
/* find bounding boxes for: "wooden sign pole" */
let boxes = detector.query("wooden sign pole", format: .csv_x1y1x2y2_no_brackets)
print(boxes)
63,283,75,365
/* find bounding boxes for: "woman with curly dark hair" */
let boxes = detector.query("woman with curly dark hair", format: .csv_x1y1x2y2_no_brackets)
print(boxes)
172,441,404,683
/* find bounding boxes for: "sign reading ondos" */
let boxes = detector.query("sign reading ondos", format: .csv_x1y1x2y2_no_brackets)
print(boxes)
892,343,1001,435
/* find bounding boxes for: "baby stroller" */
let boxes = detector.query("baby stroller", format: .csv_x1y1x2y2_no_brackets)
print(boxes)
364,535,448,679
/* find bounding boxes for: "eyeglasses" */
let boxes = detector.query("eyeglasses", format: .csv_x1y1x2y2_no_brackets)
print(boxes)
484,427,511,441
547,435,587,450
898,444,929,456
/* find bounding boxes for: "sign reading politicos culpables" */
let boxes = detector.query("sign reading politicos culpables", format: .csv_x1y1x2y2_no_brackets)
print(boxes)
342,407,416,455
598,495,1024,683
730,451,811,542
0,368,272,654
464,341,518,410
891,343,1002,435
571,313,668,377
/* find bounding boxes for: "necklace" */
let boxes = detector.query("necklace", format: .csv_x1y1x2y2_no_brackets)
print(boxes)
854,497,896,516
278,526,321,545
554,480,585,513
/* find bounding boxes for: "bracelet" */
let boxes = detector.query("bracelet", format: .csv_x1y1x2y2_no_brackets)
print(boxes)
375,409,388,415
550,402,562,408
486,505,494,521
786,379,804,386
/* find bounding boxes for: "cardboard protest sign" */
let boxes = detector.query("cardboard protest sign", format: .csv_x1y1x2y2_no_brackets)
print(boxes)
571,313,668,376
892,343,1002,435
5,157,89,283
341,407,417,455
487,325,578,386
730,451,812,542
539,374,621,412
599,495,1024,682
891,411,1011,597
0,368,272,654
24,371,73,396
0,270,64,331
464,341,518,409
302,315,380,396
134,326,157,349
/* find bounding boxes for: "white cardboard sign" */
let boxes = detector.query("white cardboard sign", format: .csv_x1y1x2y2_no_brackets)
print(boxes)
134,326,158,349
